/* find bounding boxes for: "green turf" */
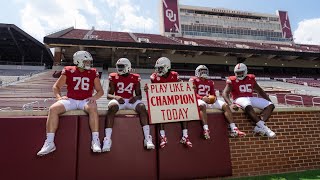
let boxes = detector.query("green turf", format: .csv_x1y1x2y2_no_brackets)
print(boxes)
230,170,320,180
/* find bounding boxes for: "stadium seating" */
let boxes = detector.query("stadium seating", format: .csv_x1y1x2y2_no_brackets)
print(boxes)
133,33,181,44
91,30,136,42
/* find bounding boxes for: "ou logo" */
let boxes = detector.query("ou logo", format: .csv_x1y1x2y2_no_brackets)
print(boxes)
239,84,252,93
166,9,176,22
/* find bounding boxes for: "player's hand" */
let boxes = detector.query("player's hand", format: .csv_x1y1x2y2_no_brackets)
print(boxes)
144,84,149,92
230,104,239,111
57,96,68,100
192,84,196,90
129,96,138,104
87,97,97,104
115,96,125,104
202,96,210,104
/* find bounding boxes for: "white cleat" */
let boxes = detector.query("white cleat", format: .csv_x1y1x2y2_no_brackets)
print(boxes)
37,141,56,156
91,141,102,153
253,126,276,138
262,126,276,138
102,137,112,152
144,135,155,150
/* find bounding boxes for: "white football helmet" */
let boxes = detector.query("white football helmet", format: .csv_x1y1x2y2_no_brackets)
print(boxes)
234,63,248,80
73,51,93,70
116,58,131,75
155,57,171,76
195,65,209,79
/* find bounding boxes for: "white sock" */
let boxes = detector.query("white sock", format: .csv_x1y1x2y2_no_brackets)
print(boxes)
142,125,150,139
92,132,99,142
160,130,166,137
182,129,188,137
203,125,209,130
105,128,113,139
46,133,55,143
230,123,236,130
256,121,265,128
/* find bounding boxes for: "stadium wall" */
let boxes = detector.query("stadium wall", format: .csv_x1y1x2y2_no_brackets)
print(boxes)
0,108,319,179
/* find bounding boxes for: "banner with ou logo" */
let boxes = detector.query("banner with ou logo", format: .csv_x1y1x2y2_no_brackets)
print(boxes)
162,0,180,33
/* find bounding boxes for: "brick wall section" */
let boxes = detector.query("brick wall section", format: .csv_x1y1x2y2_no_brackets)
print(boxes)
229,111,320,178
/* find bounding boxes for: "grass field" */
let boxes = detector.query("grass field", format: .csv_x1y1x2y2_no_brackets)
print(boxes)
230,170,320,180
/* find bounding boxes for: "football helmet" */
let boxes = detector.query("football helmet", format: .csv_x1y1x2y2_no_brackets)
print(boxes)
116,58,131,75
155,57,171,76
234,63,248,80
195,65,209,79
73,51,93,70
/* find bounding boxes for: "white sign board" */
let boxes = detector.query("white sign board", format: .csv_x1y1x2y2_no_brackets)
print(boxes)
146,82,200,124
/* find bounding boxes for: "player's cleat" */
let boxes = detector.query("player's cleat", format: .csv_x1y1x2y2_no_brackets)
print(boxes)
37,141,56,156
262,126,276,138
230,127,246,137
144,135,155,149
253,126,276,138
102,137,112,152
203,129,210,139
159,136,168,148
180,136,193,148
253,126,265,136
91,140,102,153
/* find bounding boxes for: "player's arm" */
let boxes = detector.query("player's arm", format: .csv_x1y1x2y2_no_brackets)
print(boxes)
222,83,233,105
92,77,104,100
107,81,117,100
222,83,238,111
53,74,67,100
253,82,271,101
134,81,142,100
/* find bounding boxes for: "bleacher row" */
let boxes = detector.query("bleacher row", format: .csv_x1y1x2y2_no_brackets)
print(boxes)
60,29,320,53
277,78,320,88
1,70,320,111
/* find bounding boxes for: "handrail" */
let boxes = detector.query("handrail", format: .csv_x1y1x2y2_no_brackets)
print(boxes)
284,94,304,106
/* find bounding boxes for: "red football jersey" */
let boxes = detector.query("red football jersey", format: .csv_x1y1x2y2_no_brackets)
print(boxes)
109,73,141,99
226,74,256,99
62,66,99,100
189,76,215,99
150,71,180,83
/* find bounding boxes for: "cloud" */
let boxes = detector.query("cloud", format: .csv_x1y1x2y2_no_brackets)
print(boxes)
18,0,108,43
294,18,320,45
104,0,155,32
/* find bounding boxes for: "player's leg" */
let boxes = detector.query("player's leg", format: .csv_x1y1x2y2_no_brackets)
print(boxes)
198,99,210,139
83,100,101,153
219,101,246,137
37,100,69,156
159,121,167,148
180,121,192,147
134,102,155,149
102,99,120,152
251,97,276,138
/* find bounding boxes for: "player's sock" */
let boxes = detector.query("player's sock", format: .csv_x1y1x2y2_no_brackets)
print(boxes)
142,125,150,138
182,129,188,137
46,133,55,143
203,125,209,130
160,130,166,137
105,128,113,139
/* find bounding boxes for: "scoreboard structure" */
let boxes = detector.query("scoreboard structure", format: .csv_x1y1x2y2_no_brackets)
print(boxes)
160,0,293,43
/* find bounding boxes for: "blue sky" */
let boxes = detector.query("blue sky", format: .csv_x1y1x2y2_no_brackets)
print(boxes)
1,0,320,44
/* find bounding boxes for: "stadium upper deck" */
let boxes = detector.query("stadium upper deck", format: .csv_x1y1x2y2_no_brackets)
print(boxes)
160,0,293,43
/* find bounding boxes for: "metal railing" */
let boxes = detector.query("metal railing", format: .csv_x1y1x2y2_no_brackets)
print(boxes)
312,97,320,107
284,94,304,106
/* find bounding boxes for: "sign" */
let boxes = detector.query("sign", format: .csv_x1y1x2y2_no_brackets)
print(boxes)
162,0,180,33
146,82,200,124
278,10,293,39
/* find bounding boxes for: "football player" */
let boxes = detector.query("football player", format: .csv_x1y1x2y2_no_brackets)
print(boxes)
37,51,104,156
189,65,245,139
149,57,192,148
102,58,155,152
223,63,276,138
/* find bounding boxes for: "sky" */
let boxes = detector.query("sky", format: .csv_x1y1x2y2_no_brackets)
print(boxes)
1,0,320,45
